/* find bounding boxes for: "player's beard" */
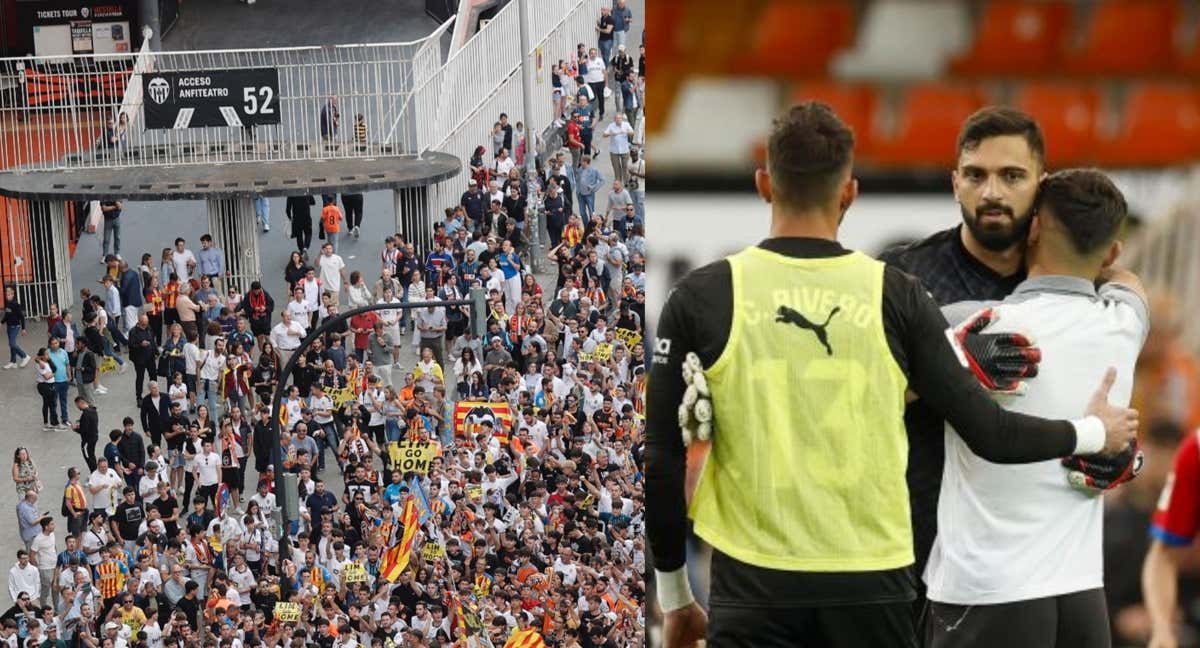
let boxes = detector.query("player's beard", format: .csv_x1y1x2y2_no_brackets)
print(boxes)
961,201,1034,252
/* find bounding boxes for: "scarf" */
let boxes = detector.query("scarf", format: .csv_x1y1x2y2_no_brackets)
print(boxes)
248,290,267,318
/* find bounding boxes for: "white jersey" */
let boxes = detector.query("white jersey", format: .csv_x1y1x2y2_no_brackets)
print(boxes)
924,276,1149,605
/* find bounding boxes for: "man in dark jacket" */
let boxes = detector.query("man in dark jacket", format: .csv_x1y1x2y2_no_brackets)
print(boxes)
118,417,147,490
117,259,144,329
543,181,567,248
238,281,275,338
140,381,171,448
460,180,485,233
128,313,157,403
73,396,100,471
286,194,316,256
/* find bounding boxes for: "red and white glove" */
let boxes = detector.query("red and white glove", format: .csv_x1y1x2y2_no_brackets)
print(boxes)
951,308,1041,396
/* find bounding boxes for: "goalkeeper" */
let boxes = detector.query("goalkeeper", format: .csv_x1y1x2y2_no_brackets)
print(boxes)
644,103,1140,647
924,169,1148,648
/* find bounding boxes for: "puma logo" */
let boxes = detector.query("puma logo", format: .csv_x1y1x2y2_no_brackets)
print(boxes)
776,305,841,356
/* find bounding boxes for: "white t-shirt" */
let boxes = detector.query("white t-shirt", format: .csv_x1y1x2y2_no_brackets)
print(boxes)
169,383,189,414
494,157,516,177
584,57,606,83
183,342,203,374
287,299,310,322
199,352,225,381
310,394,335,424
89,468,123,511
553,557,578,586
171,249,196,280
318,254,345,295
195,451,221,486
924,277,1149,605
603,121,635,155
250,492,277,517
82,526,109,566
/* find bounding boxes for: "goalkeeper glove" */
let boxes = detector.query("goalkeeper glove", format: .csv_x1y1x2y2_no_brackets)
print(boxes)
1063,439,1144,493
678,352,712,446
953,308,1041,396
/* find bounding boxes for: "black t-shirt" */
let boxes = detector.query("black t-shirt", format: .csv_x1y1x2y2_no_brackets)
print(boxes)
101,201,121,220
176,596,199,630
116,501,145,540
392,582,421,611
345,478,376,502
252,365,276,393
591,409,616,436
597,15,614,42
154,495,180,538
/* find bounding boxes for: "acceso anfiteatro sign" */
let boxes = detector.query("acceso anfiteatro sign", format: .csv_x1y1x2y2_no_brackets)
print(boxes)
143,68,281,129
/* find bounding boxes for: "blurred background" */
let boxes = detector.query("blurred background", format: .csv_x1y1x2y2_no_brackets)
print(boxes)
644,1,1200,647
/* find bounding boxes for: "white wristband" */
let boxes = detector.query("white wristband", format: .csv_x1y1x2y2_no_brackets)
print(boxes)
1070,415,1105,455
655,567,695,612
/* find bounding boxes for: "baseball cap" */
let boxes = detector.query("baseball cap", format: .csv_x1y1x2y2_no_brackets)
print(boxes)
468,179,478,185
104,622,120,631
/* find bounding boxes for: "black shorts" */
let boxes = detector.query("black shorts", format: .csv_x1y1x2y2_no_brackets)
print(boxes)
708,602,917,648
925,588,1109,648
221,467,242,492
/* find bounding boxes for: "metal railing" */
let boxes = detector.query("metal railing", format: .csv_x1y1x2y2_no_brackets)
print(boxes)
418,0,609,219
0,30,449,172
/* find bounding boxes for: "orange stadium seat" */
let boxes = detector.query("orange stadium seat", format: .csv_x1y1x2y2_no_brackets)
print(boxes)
792,83,879,153
1012,83,1100,168
731,1,855,77
1061,0,1177,75
1094,83,1200,166
752,83,879,167
645,1,682,61
949,0,1072,76
867,84,984,168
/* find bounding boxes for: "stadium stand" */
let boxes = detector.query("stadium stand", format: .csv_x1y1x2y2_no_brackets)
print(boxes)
649,0,1200,171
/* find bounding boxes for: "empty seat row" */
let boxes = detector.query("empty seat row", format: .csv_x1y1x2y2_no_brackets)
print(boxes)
790,82,1200,168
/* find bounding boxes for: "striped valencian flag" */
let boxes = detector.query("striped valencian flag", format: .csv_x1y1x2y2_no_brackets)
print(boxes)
452,401,514,443
502,628,546,648
379,497,420,582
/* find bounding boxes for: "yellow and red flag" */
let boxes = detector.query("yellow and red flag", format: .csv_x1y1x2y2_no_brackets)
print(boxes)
502,628,546,648
379,497,420,582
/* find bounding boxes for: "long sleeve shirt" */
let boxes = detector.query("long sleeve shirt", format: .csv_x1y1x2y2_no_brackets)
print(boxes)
576,166,604,196
8,562,39,602
197,247,226,276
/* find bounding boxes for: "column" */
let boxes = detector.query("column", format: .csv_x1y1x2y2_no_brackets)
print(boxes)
206,197,262,294
0,198,72,317
393,186,432,260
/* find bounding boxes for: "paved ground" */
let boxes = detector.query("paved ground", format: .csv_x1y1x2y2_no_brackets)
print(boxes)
161,0,440,50
0,0,644,586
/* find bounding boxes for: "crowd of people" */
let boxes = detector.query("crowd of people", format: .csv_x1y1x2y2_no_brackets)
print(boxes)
1,3,647,648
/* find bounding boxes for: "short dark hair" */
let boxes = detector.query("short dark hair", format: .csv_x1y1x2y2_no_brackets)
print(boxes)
957,107,1045,166
1034,169,1127,256
766,102,855,210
